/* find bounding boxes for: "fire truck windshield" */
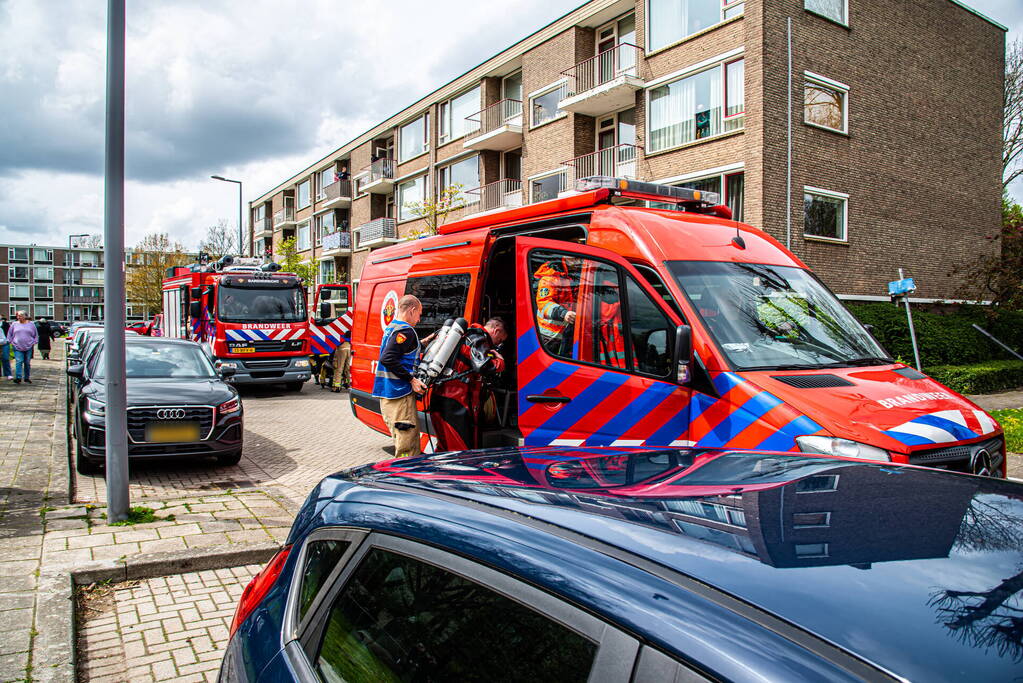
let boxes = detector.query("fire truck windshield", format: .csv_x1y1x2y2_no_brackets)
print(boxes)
668,261,891,371
217,284,307,323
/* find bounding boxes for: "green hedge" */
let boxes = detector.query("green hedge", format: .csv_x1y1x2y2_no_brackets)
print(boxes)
846,303,1023,367
923,360,1023,395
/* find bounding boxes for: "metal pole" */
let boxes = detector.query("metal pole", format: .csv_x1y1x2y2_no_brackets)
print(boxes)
786,17,793,251
238,182,244,257
972,324,1023,361
898,268,922,371
104,0,129,523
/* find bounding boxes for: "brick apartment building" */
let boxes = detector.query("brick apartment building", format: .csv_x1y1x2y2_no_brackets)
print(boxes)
0,243,197,324
248,0,1005,301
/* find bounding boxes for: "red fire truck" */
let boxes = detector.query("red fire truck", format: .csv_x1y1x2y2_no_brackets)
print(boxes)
162,256,313,389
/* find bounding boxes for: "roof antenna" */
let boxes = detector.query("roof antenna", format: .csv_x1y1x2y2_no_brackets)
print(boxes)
730,213,746,250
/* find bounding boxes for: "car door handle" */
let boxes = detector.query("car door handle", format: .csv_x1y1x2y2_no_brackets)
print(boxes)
526,394,572,404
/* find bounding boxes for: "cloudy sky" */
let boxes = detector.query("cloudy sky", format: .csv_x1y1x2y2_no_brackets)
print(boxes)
1,0,1021,251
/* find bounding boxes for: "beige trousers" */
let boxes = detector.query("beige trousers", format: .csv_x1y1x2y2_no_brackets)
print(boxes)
380,393,421,458
332,342,351,388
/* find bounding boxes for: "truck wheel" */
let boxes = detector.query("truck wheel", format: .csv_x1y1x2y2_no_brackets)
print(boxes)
286,381,304,392
216,450,242,466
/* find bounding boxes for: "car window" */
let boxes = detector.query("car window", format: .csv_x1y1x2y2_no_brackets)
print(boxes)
313,548,597,682
405,273,472,339
625,275,674,377
94,343,218,379
298,540,351,624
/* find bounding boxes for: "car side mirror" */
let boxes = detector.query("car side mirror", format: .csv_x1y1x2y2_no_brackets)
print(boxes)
66,364,85,379
218,365,236,379
189,301,201,318
319,300,332,319
190,286,202,299
672,325,693,385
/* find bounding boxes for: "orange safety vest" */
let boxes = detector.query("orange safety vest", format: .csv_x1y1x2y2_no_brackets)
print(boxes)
598,300,626,368
533,260,575,339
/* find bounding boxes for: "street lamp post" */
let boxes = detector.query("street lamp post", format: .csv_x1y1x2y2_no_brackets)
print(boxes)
211,175,243,256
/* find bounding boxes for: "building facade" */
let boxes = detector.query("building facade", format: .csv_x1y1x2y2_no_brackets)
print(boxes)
249,0,1005,301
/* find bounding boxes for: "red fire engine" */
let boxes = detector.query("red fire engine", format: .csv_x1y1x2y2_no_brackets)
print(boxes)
162,256,313,389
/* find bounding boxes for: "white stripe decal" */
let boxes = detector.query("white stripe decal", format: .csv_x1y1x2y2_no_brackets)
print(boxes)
974,410,997,434
226,330,243,341
932,410,967,427
610,440,645,446
549,439,586,447
669,440,696,447
888,422,958,444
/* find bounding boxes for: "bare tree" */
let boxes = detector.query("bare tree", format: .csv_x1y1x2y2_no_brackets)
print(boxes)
1005,39,1023,192
197,219,237,260
125,233,191,317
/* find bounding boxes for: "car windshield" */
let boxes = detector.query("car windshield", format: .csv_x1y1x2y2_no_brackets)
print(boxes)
217,284,306,323
668,261,890,370
93,342,217,379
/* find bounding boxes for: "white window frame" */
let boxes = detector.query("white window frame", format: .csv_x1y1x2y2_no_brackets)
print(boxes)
529,80,569,129
803,186,848,243
297,179,312,209
645,0,746,55
33,303,54,318
33,285,54,299
397,173,428,223
804,0,848,26
317,167,335,200
296,221,311,251
804,71,849,134
439,86,481,145
723,59,745,122
645,51,745,154
318,259,335,285
437,154,480,205
527,169,568,204
33,266,54,281
398,113,430,163
10,284,30,299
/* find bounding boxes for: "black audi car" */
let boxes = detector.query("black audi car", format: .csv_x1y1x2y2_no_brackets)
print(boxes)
68,337,243,474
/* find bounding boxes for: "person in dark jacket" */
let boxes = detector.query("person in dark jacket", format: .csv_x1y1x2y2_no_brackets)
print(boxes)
36,318,53,360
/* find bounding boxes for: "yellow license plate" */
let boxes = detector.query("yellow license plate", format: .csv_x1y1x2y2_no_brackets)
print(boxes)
146,422,201,443
233,347,255,354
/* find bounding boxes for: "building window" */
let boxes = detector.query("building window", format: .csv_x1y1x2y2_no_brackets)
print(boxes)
254,205,265,222
32,248,53,263
33,286,53,300
399,114,429,162
9,266,28,281
397,174,427,222
297,179,311,209
437,155,480,204
33,304,54,319
804,72,848,133
793,512,831,528
318,259,335,285
439,86,480,144
297,221,311,251
530,171,566,203
648,59,744,153
315,211,336,244
8,247,28,263
795,474,840,493
725,59,744,119
655,170,743,221
530,82,569,128
10,284,30,300
647,0,744,52
805,0,846,25
804,187,848,241
794,543,829,558
33,267,54,282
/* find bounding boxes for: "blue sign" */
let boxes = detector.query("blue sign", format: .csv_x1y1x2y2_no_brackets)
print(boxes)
888,278,916,296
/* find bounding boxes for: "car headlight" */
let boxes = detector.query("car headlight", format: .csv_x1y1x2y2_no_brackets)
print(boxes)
218,398,241,415
84,398,105,417
295,359,310,368
796,436,890,462
218,362,238,369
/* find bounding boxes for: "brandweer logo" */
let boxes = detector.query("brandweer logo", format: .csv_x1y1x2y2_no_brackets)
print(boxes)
877,391,953,409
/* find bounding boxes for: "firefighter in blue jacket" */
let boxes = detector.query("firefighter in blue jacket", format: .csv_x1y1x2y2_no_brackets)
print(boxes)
372,295,427,457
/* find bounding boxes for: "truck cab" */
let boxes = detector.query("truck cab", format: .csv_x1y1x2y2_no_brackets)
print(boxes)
350,178,1005,477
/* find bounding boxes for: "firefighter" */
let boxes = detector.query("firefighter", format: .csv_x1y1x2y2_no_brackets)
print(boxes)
429,317,507,451
533,257,578,355
372,295,427,458
331,327,352,392
596,277,626,368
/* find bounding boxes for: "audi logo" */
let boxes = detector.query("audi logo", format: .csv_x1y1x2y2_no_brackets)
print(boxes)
156,408,187,420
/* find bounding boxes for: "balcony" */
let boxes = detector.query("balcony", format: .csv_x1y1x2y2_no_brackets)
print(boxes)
253,216,272,237
273,206,296,228
357,159,396,194
463,100,523,151
354,218,400,250
563,144,641,188
465,179,523,215
559,44,644,117
67,295,104,304
320,230,353,254
319,179,353,208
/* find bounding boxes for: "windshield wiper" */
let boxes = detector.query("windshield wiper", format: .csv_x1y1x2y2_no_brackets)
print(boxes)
743,363,833,371
821,356,894,367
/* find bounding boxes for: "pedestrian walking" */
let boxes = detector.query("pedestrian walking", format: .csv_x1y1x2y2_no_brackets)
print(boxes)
372,295,427,458
332,328,352,392
7,310,38,384
36,318,53,360
0,315,9,336
0,327,11,380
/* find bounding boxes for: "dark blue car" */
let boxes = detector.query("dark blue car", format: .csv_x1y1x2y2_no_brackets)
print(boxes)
220,447,1023,682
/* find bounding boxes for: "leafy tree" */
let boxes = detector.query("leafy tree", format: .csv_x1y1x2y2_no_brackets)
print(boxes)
197,219,237,260
1004,39,1023,192
278,236,315,284
125,233,191,317
405,184,465,237
951,198,1023,311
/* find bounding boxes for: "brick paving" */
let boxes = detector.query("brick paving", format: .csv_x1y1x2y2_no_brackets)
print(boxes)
77,565,260,683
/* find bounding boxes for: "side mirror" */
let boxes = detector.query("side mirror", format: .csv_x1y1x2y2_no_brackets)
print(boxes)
66,364,85,379
189,301,202,318
190,286,202,299
319,300,332,319
218,365,236,379
863,323,875,333
672,325,693,385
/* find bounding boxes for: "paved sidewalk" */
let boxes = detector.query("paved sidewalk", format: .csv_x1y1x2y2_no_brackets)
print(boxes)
968,388,1023,412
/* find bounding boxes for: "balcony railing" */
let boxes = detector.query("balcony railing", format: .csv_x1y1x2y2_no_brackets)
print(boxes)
465,99,523,140
321,231,352,252
354,218,398,249
273,206,295,227
366,159,395,184
321,179,353,204
465,179,523,214
253,216,271,234
563,144,641,186
563,43,641,95
67,295,104,304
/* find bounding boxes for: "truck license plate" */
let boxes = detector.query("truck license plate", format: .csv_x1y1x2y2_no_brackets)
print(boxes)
146,422,200,443
233,347,255,353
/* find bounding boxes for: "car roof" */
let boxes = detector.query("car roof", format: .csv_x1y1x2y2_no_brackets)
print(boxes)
309,447,1023,681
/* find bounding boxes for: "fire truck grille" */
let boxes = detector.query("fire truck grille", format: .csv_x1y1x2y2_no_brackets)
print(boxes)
909,436,1004,475
235,340,287,352
127,407,214,442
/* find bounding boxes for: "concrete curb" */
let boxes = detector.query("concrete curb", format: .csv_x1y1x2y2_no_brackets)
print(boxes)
71,543,280,586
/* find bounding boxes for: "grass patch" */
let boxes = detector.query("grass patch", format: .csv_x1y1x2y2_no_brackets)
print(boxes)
991,408,1023,453
104,506,175,526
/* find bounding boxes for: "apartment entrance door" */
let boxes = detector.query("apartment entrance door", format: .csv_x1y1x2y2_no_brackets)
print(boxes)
595,109,637,178
595,14,636,84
